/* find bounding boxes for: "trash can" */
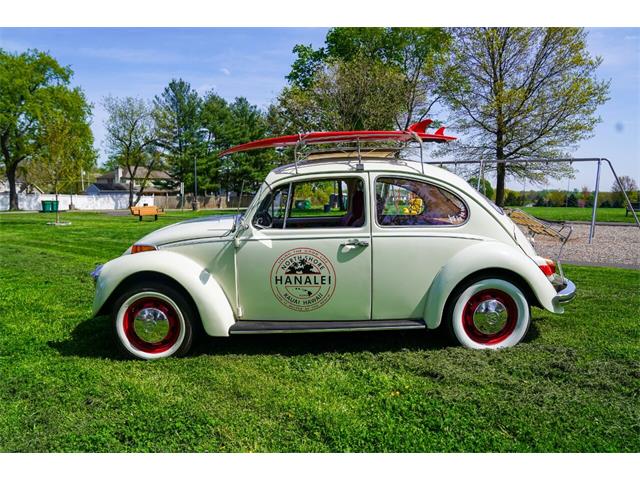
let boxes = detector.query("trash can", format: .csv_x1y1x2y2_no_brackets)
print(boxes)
41,200,59,212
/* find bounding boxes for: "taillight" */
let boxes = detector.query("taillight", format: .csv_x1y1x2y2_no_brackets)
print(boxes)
538,258,556,276
131,244,157,254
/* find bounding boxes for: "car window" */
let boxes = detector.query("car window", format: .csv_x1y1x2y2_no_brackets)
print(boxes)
253,177,366,229
253,184,290,229
376,177,468,226
287,178,365,229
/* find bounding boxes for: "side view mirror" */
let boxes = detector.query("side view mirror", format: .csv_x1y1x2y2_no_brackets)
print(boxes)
233,218,250,248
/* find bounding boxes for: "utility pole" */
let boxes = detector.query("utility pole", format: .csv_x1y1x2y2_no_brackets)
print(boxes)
192,154,199,211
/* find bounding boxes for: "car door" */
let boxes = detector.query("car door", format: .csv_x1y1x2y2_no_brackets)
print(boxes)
235,173,372,321
370,174,474,320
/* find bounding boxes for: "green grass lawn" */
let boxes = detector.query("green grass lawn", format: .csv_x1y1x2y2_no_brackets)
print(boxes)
518,206,637,223
0,210,638,452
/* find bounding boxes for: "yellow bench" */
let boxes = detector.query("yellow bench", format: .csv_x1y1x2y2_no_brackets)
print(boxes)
130,205,165,221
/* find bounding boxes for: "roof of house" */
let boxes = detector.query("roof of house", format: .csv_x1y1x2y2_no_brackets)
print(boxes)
88,182,129,192
96,168,173,181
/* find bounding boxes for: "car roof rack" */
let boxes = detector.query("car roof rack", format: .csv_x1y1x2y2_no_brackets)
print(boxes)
219,119,456,175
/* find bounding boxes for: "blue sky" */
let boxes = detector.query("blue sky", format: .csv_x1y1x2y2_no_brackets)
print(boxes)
0,27,638,190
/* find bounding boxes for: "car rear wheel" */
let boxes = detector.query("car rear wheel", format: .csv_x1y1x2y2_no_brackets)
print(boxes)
446,278,530,349
112,282,194,359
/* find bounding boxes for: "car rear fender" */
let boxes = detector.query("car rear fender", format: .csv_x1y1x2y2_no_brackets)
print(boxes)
423,241,562,329
92,250,235,337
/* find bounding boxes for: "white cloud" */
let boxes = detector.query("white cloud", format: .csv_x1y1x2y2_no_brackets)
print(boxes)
220,67,231,76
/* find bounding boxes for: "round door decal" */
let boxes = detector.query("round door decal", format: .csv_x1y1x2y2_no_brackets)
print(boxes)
270,247,336,312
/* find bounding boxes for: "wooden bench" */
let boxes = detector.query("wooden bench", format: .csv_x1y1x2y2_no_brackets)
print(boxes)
625,202,640,216
130,205,165,221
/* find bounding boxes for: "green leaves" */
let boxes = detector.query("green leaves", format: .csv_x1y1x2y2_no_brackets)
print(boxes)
153,79,206,188
440,28,610,205
283,28,452,131
0,49,95,208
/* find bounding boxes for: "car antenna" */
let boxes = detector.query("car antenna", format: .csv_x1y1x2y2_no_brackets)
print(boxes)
236,180,246,219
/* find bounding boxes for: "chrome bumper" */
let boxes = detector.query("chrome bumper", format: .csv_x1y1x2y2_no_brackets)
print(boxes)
554,278,576,305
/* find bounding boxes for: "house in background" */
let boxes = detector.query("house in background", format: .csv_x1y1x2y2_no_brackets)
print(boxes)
86,167,177,195
0,176,44,194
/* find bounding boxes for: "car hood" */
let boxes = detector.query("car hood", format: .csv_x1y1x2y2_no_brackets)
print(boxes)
136,214,237,247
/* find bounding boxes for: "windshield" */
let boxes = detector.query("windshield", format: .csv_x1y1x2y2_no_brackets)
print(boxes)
242,181,271,224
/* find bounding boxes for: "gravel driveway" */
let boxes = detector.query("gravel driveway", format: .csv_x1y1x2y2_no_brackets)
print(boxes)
521,223,640,269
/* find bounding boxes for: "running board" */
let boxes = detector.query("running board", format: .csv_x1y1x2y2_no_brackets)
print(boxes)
228,319,426,335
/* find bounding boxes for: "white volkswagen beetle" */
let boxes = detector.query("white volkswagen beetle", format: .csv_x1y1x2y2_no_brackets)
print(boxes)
91,121,575,359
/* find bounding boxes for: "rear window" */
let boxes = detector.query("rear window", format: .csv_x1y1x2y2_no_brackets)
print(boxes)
376,177,468,226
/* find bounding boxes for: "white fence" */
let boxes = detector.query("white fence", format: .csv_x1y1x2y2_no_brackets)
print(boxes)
0,193,155,211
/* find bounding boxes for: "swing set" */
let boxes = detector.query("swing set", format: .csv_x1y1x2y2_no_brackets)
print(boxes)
423,157,639,244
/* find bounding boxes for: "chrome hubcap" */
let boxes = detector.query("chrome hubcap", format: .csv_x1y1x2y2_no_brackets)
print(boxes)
472,299,508,334
133,307,170,343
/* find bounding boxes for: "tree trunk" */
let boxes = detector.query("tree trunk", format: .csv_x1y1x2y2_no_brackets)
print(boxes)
495,128,506,206
495,162,506,206
134,169,155,206
129,182,135,208
55,190,60,224
6,163,19,210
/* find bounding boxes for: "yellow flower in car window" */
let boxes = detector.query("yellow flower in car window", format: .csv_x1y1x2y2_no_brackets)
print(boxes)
408,197,423,215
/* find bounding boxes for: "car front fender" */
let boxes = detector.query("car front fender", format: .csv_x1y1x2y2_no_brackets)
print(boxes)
92,250,235,337
423,241,562,329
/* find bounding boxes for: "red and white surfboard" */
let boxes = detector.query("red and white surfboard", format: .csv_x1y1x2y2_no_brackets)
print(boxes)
219,119,455,156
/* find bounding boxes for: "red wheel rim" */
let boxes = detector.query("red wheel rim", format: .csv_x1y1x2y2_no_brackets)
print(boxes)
122,297,181,354
462,289,518,345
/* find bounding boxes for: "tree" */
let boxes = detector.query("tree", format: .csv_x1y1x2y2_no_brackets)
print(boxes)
103,96,159,207
153,79,206,200
199,91,232,193
26,97,95,223
0,49,92,210
440,28,609,206
580,186,593,208
287,28,451,129
467,177,494,199
279,55,405,133
611,175,638,206
546,190,566,207
505,189,523,206
220,98,277,194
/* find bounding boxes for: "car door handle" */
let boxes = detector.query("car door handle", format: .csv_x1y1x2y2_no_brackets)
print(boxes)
340,239,369,249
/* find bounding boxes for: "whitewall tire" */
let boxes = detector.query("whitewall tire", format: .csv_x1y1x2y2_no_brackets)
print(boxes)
447,278,530,349
112,283,195,360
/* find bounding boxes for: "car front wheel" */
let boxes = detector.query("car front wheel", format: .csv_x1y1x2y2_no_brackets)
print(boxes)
112,282,195,359
446,278,531,349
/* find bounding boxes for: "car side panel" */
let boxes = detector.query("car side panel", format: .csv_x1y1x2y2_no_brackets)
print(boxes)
423,241,562,329
92,250,235,337
369,172,522,321
371,233,480,319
